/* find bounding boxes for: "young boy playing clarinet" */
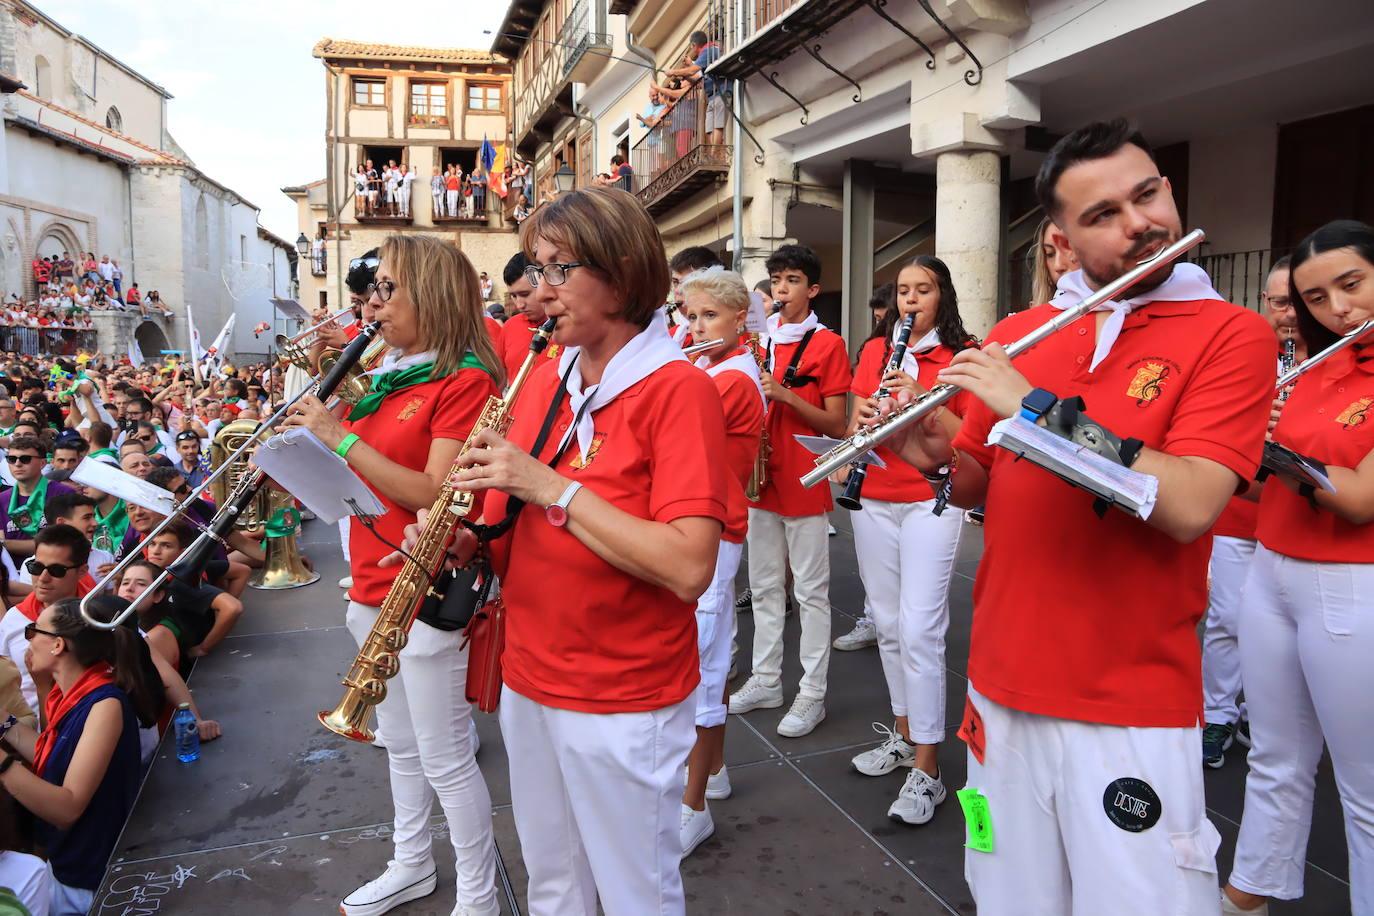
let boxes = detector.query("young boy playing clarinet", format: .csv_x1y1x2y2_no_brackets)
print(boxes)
729,244,850,737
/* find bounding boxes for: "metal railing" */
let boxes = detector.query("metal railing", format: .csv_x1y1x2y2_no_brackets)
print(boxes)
630,82,731,204
310,248,327,277
0,326,97,356
515,1,611,141
1192,247,1287,313
708,0,788,57
558,0,610,80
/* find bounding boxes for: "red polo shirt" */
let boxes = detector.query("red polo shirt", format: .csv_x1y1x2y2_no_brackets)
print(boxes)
497,312,559,379
347,368,496,606
1213,496,1258,540
1258,341,1374,563
754,326,852,517
488,359,730,713
850,337,969,504
952,298,1274,727
703,349,765,543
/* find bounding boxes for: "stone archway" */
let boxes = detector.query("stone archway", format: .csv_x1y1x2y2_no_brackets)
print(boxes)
32,219,83,262
134,321,170,360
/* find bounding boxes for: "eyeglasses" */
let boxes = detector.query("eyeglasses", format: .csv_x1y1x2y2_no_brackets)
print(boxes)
349,256,381,272
372,280,397,303
4,454,36,465
23,622,61,641
1262,293,1294,311
24,558,76,578
523,262,585,289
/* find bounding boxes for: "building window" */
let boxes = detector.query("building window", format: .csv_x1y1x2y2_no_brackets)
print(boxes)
409,80,449,126
104,106,122,132
468,83,502,112
352,77,385,107
34,56,50,99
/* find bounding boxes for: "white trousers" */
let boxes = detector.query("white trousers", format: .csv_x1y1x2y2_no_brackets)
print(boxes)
1230,545,1374,913
696,540,742,727
500,687,695,916
1202,535,1256,724
745,509,831,698
398,185,411,216
446,190,459,215
432,190,445,216
963,686,1221,916
344,602,497,911
850,498,963,743
337,517,351,565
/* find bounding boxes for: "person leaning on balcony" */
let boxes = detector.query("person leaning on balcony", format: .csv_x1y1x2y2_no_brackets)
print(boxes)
636,87,667,175
663,30,725,146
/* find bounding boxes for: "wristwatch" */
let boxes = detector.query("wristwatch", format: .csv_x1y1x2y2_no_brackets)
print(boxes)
545,481,583,528
1020,388,1058,424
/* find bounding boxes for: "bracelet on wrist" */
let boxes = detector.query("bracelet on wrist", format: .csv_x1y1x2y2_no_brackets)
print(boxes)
335,433,361,460
0,714,15,742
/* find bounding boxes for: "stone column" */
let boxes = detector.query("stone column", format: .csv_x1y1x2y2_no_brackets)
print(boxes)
935,149,1001,337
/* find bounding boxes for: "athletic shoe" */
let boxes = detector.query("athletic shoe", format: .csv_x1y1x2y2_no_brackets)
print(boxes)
832,616,878,651
450,900,500,916
827,523,838,536
706,766,732,800
735,587,752,610
728,675,783,714
1220,890,1270,915
340,859,437,916
1234,717,1252,748
339,575,354,588
680,803,714,857
888,768,946,826
851,722,916,776
1203,721,1234,769
966,505,985,526
777,695,825,738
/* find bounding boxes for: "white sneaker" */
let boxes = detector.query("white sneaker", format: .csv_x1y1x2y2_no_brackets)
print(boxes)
450,899,501,916
705,765,732,800
851,722,916,776
728,675,783,714
827,523,838,536
1220,891,1269,915
680,803,714,857
887,768,946,826
340,859,437,916
777,695,825,738
833,616,878,651
339,575,354,588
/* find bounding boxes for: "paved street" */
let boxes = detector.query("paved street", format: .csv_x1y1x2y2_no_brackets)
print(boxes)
97,512,1351,914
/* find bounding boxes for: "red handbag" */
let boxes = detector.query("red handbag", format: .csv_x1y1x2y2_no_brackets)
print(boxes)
463,599,506,713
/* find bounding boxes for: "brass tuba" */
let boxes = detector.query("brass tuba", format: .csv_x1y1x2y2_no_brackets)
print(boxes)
250,485,320,590
210,419,267,531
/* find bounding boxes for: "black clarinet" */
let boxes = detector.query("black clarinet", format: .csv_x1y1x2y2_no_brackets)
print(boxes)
836,314,915,511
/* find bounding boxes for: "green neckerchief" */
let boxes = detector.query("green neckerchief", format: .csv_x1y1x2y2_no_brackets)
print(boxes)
0,426,13,438
7,477,49,535
94,498,129,549
146,440,162,456
345,353,491,421
89,447,119,462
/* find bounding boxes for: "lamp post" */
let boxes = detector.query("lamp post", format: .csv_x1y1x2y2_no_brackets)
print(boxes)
294,233,310,257
553,164,576,195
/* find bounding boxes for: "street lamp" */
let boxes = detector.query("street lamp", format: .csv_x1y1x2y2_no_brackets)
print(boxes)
553,164,576,194
294,233,310,257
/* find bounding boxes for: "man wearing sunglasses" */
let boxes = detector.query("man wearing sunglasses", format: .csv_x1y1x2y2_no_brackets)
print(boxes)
0,435,74,561
174,430,208,490
0,523,90,711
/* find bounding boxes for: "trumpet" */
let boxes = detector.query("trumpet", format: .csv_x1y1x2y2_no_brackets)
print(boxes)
683,338,727,357
835,313,915,511
800,229,1208,488
80,322,384,630
1275,320,1373,393
319,317,557,742
277,307,357,370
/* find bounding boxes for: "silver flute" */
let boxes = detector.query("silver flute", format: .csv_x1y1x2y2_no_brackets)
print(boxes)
682,337,727,357
1275,320,1374,392
800,228,1207,488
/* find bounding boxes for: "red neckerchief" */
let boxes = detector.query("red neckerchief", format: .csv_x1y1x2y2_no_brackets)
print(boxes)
15,577,96,622
33,663,116,777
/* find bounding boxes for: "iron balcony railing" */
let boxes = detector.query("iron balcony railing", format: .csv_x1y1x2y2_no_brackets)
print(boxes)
0,326,96,356
515,0,611,142
631,81,732,210
310,248,326,277
1192,247,1288,313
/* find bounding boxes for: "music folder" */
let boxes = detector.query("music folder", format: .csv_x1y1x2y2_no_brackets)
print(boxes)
72,458,179,517
251,428,387,524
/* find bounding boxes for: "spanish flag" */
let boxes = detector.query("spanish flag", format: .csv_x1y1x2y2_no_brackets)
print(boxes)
490,143,508,199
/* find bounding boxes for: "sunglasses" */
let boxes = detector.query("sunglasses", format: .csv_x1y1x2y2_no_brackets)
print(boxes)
24,558,77,578
23,622,61,640
5,454,36,465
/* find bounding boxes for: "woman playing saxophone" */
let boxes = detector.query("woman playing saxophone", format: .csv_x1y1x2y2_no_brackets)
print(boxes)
280,235,505,916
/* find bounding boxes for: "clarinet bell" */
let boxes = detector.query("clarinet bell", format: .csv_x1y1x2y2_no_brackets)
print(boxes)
834,463,867,512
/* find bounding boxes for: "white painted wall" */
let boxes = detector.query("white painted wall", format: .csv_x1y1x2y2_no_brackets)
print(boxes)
1187,124,1278,254
5,127,131,264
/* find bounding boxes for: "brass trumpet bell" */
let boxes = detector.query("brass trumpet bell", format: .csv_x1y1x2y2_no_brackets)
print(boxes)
317,335,389,406
249,486,320,590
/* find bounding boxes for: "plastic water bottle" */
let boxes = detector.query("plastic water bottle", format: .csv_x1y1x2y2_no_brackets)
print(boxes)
173,703,200,763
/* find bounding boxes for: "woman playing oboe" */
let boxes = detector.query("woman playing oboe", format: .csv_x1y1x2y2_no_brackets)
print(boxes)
842,256,974,826
447,187,730,915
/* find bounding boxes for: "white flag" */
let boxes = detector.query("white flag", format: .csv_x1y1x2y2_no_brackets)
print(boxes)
203,313,236,374
187,302,207,362
128,335,145,367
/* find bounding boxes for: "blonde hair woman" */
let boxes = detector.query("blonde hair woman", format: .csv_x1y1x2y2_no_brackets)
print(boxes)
283,234,504,916
1030,216,1080,306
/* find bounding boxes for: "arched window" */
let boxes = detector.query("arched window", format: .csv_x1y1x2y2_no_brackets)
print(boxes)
194,195,209,269
34,56,50,99
105,106,123,132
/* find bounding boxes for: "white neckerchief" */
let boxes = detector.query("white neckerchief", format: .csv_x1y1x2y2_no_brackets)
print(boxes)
556,317,687,462
766,310,821,345
1051,262,1219,372
671,322,690,343
696,347,765,408
895,326,941,377
367,348,435,377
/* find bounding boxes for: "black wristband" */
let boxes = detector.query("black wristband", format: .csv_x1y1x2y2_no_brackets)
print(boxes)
0,754,17,776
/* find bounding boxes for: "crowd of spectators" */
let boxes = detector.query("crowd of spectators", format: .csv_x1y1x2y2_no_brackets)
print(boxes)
26,253,174,323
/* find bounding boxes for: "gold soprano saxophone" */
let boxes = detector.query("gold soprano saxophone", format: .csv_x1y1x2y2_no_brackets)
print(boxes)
745,300,783,502
318,317,557,742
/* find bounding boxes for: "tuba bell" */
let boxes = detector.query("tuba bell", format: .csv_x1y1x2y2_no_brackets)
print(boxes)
210,419,268,531
250,485,320,590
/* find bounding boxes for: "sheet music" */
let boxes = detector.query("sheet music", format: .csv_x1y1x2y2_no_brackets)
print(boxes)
986,416,1159,519
72,458,179,516
1261,441,1337,493
252,428,387,524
